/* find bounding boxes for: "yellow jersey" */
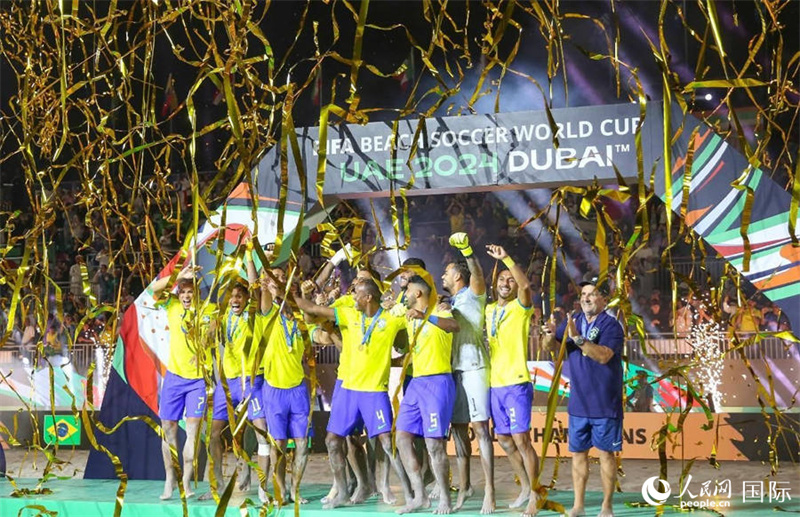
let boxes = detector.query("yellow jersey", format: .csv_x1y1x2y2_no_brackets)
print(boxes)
165,297,215,379
331,294,354,382
331,294,355,309
485,299,533,387
335,305,405,392
263,306,307,389
220,306,263,378
405,309,453,377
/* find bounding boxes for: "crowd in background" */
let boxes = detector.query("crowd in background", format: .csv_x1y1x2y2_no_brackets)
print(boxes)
0,174,791,369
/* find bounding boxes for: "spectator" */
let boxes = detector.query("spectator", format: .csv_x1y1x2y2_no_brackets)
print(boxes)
21,315,40,363
92,264,111,301
725,296,761,335
761,303,791,332
446,198,465,233
69,255,85,296
647,298,668,333
629,371,654,412
95,248,110,269
673,298,693,335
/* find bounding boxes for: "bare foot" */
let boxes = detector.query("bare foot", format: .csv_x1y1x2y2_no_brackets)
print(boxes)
160,481,175,501
509,488,530,509
285,491,308,505
197,491,215,502
453,485,473,511
183,486,196,499
597,506,614,517
433,499,453,515
522,494,539,516
350,484,372,504
323,490,351,510
568,506,586,517
396,495,431,514
258,486,269,504
428,484,441,500
320,485,337,505
381,486,398,505
480,491,495,514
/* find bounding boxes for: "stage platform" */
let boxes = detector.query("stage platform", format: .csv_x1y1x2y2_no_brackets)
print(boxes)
3,478,797,516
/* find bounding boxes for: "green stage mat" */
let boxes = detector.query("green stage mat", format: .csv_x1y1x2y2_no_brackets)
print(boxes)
1,478,797,516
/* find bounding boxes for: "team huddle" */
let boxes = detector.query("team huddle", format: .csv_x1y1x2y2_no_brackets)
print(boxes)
154,232,624,517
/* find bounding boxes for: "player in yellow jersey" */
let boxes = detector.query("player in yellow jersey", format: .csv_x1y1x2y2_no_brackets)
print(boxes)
260,266,312,504
319,267,392,505
295,278,413,510
201,249,272,502
393,257,427,308
484,244,539,516
395,275,460,515
151,263,211,500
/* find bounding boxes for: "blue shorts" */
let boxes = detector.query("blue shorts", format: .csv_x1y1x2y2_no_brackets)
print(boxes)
568,415,623,452
327,386,392,438
490,382,533,435
159,371,207,421
264,380,311,440
396,374,455,439
212,375,265,421
330,379,364,435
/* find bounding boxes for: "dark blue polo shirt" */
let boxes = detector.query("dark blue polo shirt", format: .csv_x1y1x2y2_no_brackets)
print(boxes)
555,311,624,419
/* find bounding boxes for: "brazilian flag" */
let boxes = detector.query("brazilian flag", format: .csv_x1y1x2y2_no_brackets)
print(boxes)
44,415,81,446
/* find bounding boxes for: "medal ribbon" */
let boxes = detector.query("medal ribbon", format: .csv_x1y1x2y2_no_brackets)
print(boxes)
281,313,298,350
360,307,385,348
226,309,244,343
491,304,506,338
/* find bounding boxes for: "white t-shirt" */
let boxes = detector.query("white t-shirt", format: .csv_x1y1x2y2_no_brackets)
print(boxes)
450,286,488,371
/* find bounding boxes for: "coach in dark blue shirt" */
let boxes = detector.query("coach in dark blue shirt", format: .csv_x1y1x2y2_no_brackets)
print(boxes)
542,275,624,517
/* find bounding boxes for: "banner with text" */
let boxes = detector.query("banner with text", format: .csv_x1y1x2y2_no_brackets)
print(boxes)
262,102,665,197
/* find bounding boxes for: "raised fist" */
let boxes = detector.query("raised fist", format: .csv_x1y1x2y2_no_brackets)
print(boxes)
300,279,316,298
448,232,473,257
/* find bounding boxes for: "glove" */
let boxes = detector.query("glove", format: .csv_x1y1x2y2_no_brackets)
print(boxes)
329,243,352,267
448,232,473,257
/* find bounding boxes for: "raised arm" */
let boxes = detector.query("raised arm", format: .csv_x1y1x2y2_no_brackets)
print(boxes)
294,280,336,320
486,244,530,307
315,244,352,289
260,275,274,315
245,244,261,306
151,264,199,299
466,254,486,297
449,232,485,296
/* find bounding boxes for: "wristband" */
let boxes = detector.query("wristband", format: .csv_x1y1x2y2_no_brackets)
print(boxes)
428,315,440,326
459,246,474,258
502,257,515,268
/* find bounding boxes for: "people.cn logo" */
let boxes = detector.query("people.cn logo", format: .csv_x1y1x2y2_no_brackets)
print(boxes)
641,476,671,506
